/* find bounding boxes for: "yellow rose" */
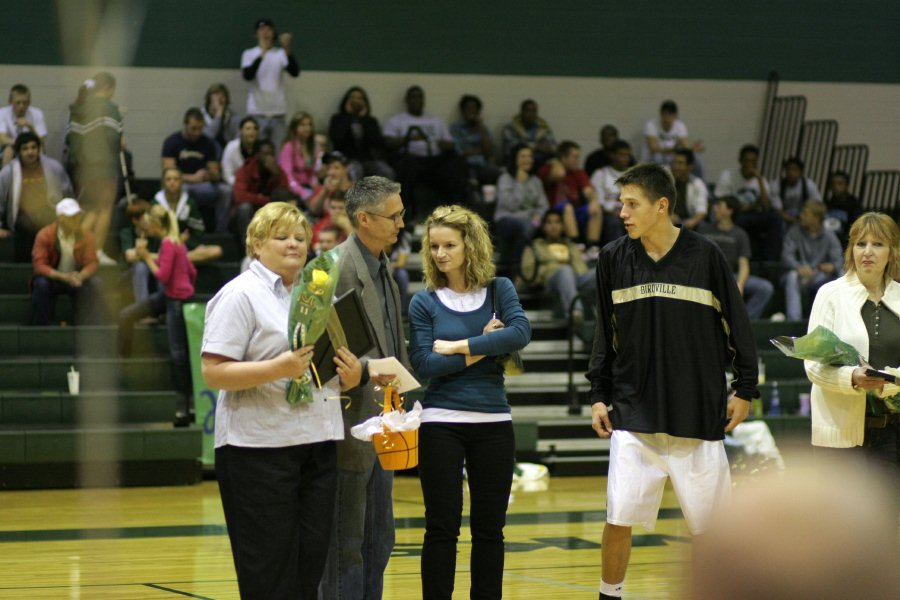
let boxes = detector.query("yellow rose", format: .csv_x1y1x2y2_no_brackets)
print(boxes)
309,269,330,294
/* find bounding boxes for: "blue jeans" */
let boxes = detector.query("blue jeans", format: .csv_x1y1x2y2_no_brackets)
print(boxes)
418,421,515,600
252,115,287,148
783,269,833,321
742,274,774,320
393,267,410,317
546,265,596,317
31,275,105,325
319,461,394,600
184,181,231,233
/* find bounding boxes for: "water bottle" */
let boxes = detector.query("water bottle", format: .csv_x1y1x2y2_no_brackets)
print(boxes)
768,381,782,416
757,357,766,384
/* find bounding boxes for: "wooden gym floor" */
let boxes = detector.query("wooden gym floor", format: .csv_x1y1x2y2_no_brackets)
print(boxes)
0,475,693,599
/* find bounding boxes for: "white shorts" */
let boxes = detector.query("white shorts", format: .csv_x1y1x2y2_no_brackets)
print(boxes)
606,430,731,534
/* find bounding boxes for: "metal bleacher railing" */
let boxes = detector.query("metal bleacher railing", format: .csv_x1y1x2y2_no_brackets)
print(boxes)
759,71,898,216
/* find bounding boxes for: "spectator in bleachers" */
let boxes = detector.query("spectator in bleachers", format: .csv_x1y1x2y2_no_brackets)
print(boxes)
278,112,324,204
494,143,548,280
715,144,783,260
202,83,240,159
669,148,708,230
698,196,774,319
389,228,412,317
782,200,843,321
233,140,291,246
590,140,633,246
641,100,705,174
307,151,354,218
521,208,595,319
161,107,230,234
770,156,822,225
584,125,629,177
500,99,556,167
823,170,863,246
0,84,47,167
240,18,300,146
153,167,222,264
450,94,499,187
31,198,104,325
119,197,159,304
0,132,73,261
120,204,195,425
315,223,343,254
221,116,259,187
328,86,393,180
383,85,468,220
65,72,122,266
311,190,352,248
539,140,601,249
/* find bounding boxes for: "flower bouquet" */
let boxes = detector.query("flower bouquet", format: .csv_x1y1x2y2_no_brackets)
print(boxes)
771,325,899,413
286,248,341,405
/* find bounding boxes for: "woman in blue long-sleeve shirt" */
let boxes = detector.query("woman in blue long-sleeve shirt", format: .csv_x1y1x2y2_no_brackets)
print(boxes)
408,204,531,600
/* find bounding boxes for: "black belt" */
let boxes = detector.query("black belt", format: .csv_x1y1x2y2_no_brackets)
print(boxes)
865,413,900,429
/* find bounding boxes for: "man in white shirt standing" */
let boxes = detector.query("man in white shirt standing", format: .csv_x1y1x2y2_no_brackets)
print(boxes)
240,18,300,147
0,84,48,167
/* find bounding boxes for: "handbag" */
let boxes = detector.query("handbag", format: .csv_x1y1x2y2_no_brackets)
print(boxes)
491,279,525,377
372,386,419,470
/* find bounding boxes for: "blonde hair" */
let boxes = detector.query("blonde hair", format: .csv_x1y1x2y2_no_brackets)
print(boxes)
421,205,495,290
147,204,181,244
245,202,311,259
843,212,900,284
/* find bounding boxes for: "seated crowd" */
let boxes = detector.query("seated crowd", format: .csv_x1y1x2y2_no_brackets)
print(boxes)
0,50,880,335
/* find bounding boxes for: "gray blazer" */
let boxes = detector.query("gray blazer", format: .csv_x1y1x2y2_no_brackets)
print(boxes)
334,235,410,471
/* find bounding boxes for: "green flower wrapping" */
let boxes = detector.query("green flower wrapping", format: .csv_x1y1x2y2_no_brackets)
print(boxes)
771,326,900,413
770,326,860,365
286,248,341,405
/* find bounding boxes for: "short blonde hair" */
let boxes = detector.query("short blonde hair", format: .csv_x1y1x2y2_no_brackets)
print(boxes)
421,205,495,290
844,212,900,284
245,202,311,259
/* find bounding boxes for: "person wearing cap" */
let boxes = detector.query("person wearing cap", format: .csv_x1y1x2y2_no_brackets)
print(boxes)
0,131,73,262
232,139,292,245
240,18,300,147
307,151,354,218
31,198,104,325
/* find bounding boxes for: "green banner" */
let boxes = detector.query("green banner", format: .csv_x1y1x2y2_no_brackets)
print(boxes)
184,302,216,467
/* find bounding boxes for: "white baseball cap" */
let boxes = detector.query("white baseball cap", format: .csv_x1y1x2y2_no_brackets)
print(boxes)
56,198,81,217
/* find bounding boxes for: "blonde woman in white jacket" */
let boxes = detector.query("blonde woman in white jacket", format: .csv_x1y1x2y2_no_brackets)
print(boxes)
805,212,900,479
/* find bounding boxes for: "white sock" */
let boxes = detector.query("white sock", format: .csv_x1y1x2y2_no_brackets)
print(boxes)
600,580,624,597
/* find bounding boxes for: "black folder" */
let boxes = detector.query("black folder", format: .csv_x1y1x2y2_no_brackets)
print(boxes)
311,288,377,386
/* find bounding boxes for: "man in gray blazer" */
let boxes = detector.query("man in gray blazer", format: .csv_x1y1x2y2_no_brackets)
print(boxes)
320,176,410,600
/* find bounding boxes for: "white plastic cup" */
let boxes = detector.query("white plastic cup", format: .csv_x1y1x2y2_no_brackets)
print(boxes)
481,184,497,203
67,367,80,396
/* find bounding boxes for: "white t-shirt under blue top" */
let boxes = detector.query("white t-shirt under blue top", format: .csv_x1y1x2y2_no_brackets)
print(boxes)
408,278,531,424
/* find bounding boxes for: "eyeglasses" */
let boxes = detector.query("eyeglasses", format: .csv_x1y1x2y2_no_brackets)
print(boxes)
365,209,406,224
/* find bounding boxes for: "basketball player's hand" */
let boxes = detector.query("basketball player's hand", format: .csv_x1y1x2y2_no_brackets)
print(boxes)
591,402,613,438
725,395,751,432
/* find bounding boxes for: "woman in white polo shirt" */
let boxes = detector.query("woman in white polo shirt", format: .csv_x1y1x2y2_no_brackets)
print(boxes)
201,201,362,599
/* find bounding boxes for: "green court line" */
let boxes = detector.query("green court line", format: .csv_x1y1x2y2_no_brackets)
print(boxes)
0,508,684,543
143,583,216,599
